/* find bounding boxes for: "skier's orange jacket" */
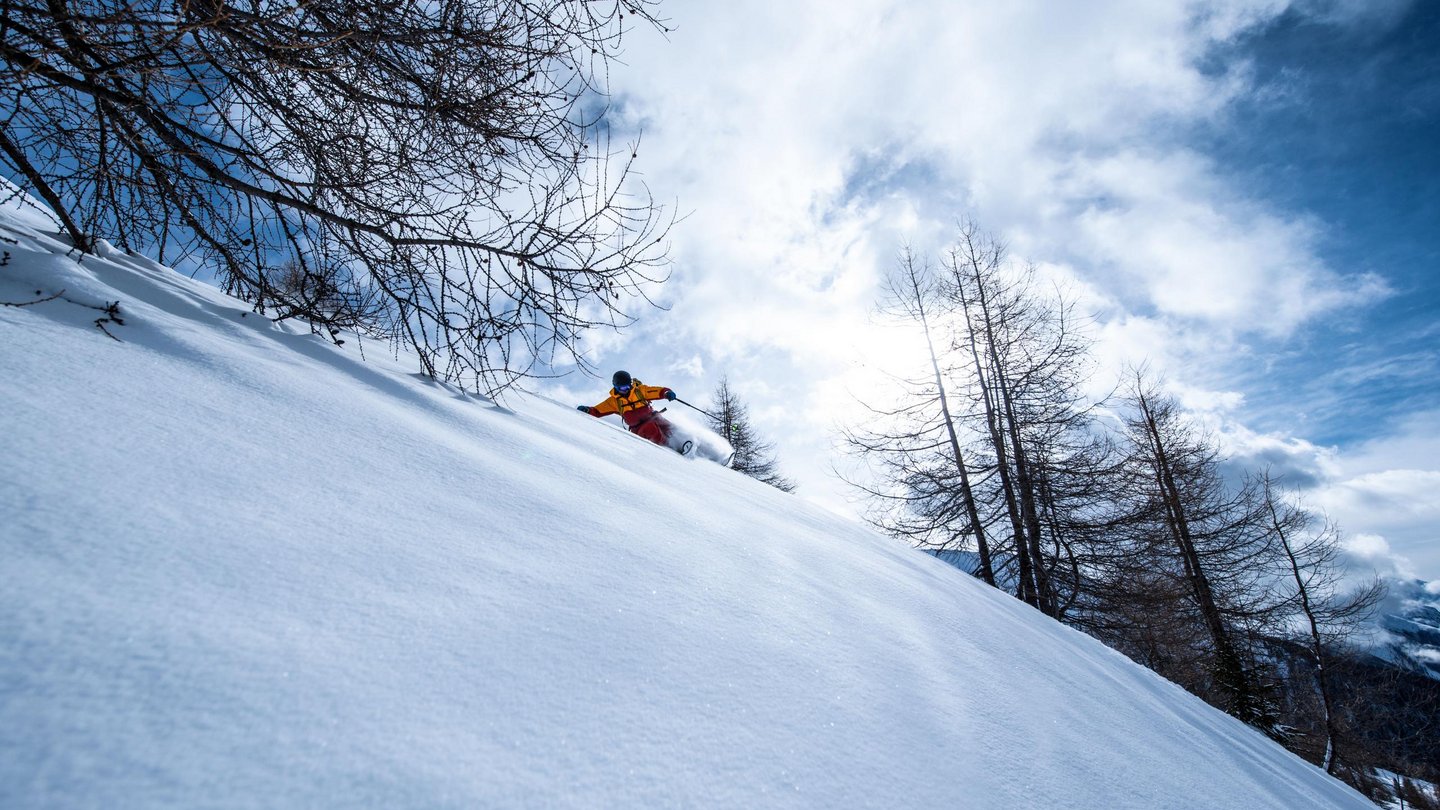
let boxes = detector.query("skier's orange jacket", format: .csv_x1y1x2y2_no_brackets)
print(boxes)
582,381,674,426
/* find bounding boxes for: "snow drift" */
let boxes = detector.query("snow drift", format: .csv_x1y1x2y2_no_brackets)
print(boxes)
0,208,1373,808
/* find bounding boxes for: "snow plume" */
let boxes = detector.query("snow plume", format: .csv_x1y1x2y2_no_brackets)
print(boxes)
0,208,1373,807
663,408,735,466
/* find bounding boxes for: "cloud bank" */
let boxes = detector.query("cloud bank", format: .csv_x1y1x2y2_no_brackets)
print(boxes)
551,0,1432,577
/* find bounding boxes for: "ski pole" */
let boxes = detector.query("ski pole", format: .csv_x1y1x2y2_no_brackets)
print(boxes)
674,397,719,421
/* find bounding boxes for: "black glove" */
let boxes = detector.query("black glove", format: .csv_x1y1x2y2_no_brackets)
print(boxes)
665,390,677,401
577,405,591,414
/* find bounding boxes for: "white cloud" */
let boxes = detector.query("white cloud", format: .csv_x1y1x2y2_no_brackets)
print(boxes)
552,0,1418,526
672,353,706,379
1346,532,1395,559
611,0,1391,366
1058,150,1388,332
1306,411,1440,579
1342,533,1417,580
1324,470,1440,525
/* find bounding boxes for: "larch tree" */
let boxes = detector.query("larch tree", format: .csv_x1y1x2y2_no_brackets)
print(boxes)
708,376,796,493
938,222,1110,617
835,224,1426,780
841,226,1112,609
1256,472,1385,775
1118,373,1281,728
838,248,995,583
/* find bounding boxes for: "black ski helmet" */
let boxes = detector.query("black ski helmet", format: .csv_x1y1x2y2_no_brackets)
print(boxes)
612,370,632,388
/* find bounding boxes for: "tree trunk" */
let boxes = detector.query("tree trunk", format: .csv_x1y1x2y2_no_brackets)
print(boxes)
908,265,995,585
1138,391,1256,721
1265,482,1340,773
964,253,1050,612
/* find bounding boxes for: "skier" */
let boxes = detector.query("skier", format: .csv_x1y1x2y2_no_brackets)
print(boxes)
577,370,685,451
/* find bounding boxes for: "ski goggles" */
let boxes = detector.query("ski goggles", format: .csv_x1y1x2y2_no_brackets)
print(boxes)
615,384,632,394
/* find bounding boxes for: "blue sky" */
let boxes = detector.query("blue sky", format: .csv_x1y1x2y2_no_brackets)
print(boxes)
1199,1,1440,582
1207,1,1439,445
541,0,1440,582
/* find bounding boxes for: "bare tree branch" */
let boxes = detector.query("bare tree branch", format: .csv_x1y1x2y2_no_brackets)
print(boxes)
2,0,674,393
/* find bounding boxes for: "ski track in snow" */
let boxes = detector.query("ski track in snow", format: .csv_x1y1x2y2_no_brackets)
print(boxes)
0,208,1375,808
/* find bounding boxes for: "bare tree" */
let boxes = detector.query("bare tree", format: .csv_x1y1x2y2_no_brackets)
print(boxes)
838,248,996,583
890,248,992,580
2,0,673,392
707,376,795,493
1257,472,1385,775
842,227,1114,609
1117,373,1287,727
269,259,384,340
838,227,1431,781
939,222,1108,616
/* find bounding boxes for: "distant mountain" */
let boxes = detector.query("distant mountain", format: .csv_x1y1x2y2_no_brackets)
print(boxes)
1367,577,1440,681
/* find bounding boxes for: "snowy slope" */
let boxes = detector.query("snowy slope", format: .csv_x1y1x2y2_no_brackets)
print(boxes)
0,209,1373,809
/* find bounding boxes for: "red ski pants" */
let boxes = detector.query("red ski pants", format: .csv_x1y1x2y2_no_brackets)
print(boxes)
623,407,672,446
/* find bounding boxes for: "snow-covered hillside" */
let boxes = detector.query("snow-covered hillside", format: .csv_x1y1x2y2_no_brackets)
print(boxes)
0,208,1375,808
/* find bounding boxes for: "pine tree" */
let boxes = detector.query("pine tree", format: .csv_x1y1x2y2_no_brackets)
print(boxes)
708,377,797,492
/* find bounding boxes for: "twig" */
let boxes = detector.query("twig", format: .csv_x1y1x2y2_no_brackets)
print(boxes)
91,300,124,340
0,289,64,307
0,288,125,340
